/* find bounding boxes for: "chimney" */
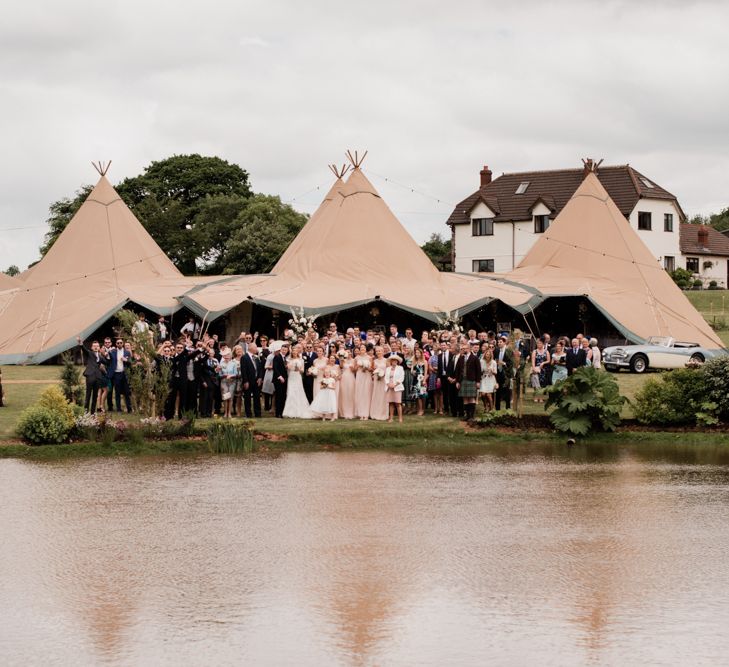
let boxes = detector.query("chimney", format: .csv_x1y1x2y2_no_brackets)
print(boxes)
480,165,492,187
698,225,710,248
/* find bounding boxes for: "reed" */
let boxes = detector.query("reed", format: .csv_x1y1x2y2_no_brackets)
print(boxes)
207,420,255,454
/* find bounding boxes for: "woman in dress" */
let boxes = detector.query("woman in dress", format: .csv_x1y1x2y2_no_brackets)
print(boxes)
550,340,568,384
310,367,338,420
530,338,551,402
411,347,429,416
283,344,314,419
385,355,405,423
479,347,498,412
310,343,328,401
427,351,441,414
589,338,602,370
369,346,389,420
218,350,239,419
582,337,594,367
326,354,341,419
354,345,373,420
338,349,356,419
231,344,244,416
262,345,276,413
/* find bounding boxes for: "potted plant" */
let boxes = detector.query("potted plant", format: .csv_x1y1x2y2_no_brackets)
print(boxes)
692,279,703,290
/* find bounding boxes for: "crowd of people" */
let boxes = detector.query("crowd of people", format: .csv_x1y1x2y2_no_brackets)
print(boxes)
76,314,603,424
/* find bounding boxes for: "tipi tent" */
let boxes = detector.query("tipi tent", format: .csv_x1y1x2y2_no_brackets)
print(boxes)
0,171,216,364
507,171,724,349
0,272,20,290
181,161,537,323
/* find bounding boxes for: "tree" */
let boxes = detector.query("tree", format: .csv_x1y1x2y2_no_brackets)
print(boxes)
212,194,308,274
40,185,93,256
688,207,729,233
420,233,452,270
116,154,252,274
4,265,19,276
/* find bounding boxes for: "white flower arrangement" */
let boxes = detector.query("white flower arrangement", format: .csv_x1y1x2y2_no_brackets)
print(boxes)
307,366,319,377
75,412,100,428
436,310,463,335
336,350,347,360
288,307,318,341
321,377,335,389
374,367,385,381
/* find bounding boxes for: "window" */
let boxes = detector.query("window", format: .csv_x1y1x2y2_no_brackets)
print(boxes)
534,215,550,233
638,212,652,230
664,256,675,272
515,181,530,195
472,259,494,273
686,257,699,273
472,218,494,236
664,213,673,232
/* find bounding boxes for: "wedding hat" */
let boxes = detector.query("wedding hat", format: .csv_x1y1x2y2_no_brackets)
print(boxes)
388,354,402,364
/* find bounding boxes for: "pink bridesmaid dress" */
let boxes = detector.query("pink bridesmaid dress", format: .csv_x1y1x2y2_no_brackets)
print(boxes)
368,357,389,420
338,360,356,419
354,355,373,418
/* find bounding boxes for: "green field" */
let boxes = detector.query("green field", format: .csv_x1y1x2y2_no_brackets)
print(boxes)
685,289,729,330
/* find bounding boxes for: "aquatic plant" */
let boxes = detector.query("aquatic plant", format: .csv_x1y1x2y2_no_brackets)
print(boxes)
207,421,255,453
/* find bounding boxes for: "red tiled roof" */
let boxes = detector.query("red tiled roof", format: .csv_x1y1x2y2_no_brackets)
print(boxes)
680,223,729,256
446,165,682,226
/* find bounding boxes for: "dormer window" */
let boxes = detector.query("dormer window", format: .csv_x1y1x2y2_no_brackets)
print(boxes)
515,181,530,195
472,218,494,236
534,215,550,234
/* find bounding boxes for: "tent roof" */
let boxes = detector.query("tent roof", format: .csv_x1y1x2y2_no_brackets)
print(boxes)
182,167,537,322
0,175,217,364
507,172,724,349
0,273,20,290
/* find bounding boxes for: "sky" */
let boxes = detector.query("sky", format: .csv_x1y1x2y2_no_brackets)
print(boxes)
1,0,728,272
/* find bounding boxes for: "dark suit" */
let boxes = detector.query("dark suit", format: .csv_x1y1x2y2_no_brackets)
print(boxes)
241,352,264,418
447,353,462,417
164,349,191,420
272,353,289,418
80,344,107,413
198,356,220,417
107,348,132,412
302,351,317,403
495,346,514,410
457,352,481,383
566,347,587,375
437,350,452,414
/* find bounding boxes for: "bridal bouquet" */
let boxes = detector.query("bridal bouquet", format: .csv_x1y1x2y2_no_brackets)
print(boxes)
307,366,319,377
436,310,463,335
374,367,385,381
320,377,335,390
288,307,318,341
336,350,347,361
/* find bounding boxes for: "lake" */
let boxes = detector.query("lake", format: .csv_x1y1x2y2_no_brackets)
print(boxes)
2,441,729,665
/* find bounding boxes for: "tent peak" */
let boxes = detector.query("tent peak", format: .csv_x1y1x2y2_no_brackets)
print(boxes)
91,160,112,176
345,149,368,170
328,163,351,179
581,157,603,177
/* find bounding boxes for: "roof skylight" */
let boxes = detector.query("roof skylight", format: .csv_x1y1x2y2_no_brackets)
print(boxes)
515,181,530,194
640,177,654,188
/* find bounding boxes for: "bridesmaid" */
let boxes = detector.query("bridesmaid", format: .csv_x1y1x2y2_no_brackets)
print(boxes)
369,346,389,420
338,349,356,419
310,343,328,401
326,353,341,420
354,345,373,420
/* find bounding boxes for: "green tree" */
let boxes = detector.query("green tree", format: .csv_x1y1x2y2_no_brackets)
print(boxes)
40,184,93,256
213,194,308,274
116,154,252,274
4,265,20,276
420,233,452,269
688,208,729,233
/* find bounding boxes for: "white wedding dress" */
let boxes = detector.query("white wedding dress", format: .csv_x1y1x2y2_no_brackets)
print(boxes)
283,358,314,419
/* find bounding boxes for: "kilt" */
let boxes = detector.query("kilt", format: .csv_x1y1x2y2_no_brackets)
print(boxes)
458,379,478,399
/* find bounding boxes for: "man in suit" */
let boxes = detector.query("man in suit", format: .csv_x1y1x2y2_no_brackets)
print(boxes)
447,339,463,418
456,340,482,422
566,338,587,375
77,336,108,413
107,338,133,413
241,343,264,418
436,340,451,415
302,342,317,403
164,342,192,420
272,343,290,418
494,336,515,411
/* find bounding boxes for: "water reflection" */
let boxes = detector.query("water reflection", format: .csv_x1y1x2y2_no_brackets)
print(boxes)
1,441,729,665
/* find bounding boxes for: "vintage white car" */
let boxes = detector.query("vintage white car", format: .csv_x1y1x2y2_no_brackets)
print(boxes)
602,336,726,373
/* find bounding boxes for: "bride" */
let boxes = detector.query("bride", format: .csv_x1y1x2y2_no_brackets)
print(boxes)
283,343,314,419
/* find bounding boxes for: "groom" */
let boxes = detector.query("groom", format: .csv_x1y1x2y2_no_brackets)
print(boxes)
302,342,317,403
272,342,290,418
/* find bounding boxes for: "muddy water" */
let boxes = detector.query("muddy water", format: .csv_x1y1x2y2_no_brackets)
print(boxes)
2,442,729,665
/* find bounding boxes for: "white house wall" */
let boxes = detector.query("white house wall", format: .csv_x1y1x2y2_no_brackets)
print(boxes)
627,199,682,268
683,254,729,287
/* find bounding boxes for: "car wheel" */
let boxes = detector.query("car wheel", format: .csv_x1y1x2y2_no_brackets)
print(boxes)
690,353,705,364
630,354,648,374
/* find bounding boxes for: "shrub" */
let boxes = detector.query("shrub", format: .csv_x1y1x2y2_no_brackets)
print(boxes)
670,267,693,289
207,421,255,453
479,409,518,427
633,368,708,425
544,366,626,436
38,385,77,431
702,356,729,421
692,279,703,288
708,280,718,290
59,352,83,405
17,406,71,444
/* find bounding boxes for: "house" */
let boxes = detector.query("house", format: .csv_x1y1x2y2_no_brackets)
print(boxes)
446,159,685,274
680,224,729,288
